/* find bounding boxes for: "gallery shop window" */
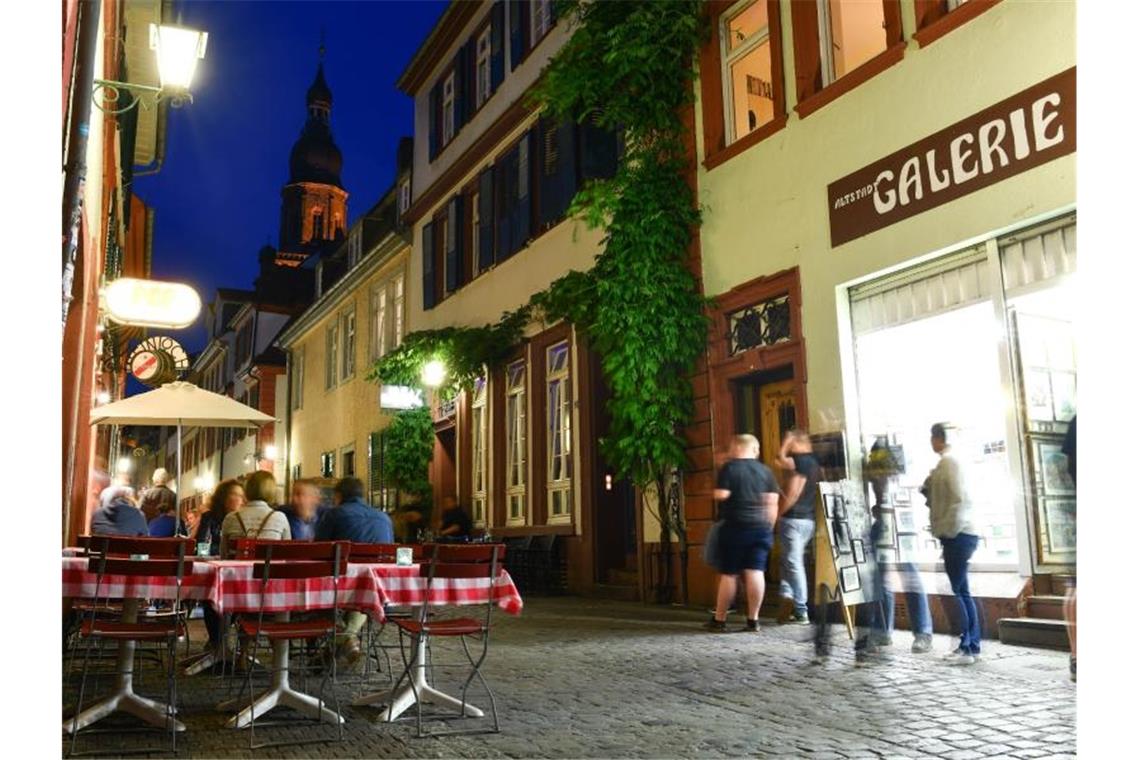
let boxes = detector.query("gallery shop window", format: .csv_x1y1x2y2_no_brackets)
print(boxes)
505,359,528,525
720,0,778,144
471,376,488,527
818,0,889,84
441,71,456,146
290,348,304,411
324,320,339,390
476,26,493,108
340,307,356,381
546,341,572,522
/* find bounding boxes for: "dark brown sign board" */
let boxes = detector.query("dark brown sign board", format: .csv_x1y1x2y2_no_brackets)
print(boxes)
828,67,1075,247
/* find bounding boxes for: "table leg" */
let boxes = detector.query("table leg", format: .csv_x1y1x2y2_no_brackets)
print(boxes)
354,635,484,722
63,599,187,734
222,631,344,729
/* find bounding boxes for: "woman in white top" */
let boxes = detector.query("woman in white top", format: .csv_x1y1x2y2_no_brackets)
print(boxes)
219,471,291,557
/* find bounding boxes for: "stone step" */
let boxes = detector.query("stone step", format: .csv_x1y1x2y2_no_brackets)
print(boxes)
607,568,640,586
1027,595,1066,620
1046,574,1076,594
998,617,1070,651
592,583,640,602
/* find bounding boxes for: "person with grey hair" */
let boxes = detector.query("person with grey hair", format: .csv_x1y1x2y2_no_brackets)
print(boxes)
139,467,177,524
91,486,148,536
925,422,981,665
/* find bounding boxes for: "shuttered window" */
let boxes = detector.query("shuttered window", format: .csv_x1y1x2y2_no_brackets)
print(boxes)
477,168,495,273
999,217,1076,296
539,118,577,229
508,0,529,71
445,195,465,293
422,221,436,310
849,246,990,336
368,431,388,508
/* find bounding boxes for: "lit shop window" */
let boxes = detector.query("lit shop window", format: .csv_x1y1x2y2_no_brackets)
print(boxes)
721,0,777,143
546,342,572,521
506,360,527,525
818,0,888,85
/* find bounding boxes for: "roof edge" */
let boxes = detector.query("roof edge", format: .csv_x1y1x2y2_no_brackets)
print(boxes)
396,1,482,95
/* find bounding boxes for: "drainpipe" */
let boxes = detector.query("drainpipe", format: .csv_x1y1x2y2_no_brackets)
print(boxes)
62,0,100,328
284,350,294,495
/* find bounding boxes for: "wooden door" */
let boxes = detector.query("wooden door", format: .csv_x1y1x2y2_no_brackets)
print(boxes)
758,380,797,469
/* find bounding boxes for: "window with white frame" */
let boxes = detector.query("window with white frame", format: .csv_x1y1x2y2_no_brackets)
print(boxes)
370,283,387,361
348,231,362,269
720,0,776,145
817,0,887,85
475,27,492,108
398,179,411,215
471,190,481,276
546,342,572,521
471,376,488,527
291,348,304,410
531,0,553,44
320,450,335,478
325,321,339,390
505,360,527,524
393,276,405,347
442,71,456,145
340,308,356,380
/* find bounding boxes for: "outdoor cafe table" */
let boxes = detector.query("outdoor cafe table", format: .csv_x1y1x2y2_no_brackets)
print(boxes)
350,562,523,723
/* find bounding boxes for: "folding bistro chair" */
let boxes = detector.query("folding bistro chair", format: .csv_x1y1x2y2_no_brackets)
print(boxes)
236,540,349,750
389,543,505,738
345,543,428,685
67,535,195,756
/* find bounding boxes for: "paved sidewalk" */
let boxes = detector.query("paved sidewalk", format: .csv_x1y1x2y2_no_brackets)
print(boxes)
62,597,1075,758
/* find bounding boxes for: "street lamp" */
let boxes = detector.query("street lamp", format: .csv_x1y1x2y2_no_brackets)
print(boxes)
116,456,133,475
93,23,208,113
262,445,278,462
421,359,447,388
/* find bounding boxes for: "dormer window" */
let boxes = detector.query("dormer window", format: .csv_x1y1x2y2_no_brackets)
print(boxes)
442,71,456,145
398,179,411,215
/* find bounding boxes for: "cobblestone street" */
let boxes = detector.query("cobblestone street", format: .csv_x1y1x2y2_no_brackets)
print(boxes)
63,597,1076,758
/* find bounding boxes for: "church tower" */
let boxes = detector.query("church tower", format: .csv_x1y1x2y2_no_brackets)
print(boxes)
276,51,349,267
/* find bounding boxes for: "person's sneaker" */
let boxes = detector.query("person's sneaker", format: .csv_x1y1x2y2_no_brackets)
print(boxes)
743,618,761,632
911,634,933,654
791,610,811,625
942,646,968,661
703,617,729,633
951,652,979,666
871,632,893,647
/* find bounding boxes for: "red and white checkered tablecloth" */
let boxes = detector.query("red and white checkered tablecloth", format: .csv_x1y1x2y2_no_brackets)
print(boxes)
358,563,524,616
63,558,524,621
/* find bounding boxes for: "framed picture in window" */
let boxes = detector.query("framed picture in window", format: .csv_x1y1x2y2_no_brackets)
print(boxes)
1043,498,1076,554
897,534,918,560
892,488,911,506
851,539,865,564
1033,437,1074,496
840,565,860,593
1050,371,1076,423
1025,369,1054,422
895,508,917,534
876,548,898,565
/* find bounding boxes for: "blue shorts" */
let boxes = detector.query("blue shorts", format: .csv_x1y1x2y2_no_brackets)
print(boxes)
716,524,773,574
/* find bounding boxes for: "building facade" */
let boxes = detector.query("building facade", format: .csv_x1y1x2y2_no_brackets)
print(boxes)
686,0,1076,610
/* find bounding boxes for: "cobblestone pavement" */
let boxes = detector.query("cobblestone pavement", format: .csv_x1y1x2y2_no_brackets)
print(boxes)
62,597,1075,758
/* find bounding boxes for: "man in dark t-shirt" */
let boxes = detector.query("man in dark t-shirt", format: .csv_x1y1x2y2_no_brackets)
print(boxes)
775,430,820,625
706,434,781,633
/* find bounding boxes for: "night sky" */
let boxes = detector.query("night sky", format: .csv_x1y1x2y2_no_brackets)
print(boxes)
132,0,447,357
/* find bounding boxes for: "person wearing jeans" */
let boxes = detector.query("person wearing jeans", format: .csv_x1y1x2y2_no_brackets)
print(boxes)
775,430,821,625
925,422,981,664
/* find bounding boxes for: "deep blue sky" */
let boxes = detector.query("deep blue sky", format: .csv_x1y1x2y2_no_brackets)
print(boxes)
133,0,446,356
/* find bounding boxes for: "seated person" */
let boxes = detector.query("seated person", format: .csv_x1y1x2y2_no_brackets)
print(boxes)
315,477,394,663
278,478,326,541
147,501,184,537
438,496,473,542
90,486,148,537
219,471,291,558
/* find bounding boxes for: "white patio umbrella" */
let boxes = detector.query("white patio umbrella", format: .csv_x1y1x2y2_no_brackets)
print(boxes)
90,381,275,533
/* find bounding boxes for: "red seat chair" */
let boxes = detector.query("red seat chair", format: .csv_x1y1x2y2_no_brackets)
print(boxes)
235,539,350,749
389,543,505,737
67,536,194,756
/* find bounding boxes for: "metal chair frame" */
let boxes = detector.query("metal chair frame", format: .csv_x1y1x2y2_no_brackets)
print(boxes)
67,536,193,756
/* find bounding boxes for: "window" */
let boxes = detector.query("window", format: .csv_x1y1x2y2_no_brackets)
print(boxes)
348,231,362,268
475,27,492,108
818,0,888,85
325,321,339,390
471,376,488,527
341,445,356,478
398,179,411,215
442,71,456,145
340,308,356,380
505,360,527,524
291,463,302,483
531,0,553,44
393,276,404,347
517,137,529,201
312,210,325,241
320,450,335,478
471,190,481,276
370,273,404,359
291,348,304,410
370,283,387,361
545,342,572,521
720,0,778,145
369,431,388,508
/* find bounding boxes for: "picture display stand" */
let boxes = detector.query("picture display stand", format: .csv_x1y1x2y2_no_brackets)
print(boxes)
813,480,878,640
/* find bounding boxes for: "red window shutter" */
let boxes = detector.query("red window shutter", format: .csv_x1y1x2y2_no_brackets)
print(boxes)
914,0,948,30
790,0,822,105
884,0,903,45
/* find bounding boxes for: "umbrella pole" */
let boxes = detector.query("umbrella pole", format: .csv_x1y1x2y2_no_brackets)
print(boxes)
176,419,183,537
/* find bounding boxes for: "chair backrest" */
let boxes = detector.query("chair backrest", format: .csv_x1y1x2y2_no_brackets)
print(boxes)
346,542,398,563
417,544,504,627
247,539,344,561
83,535,196,558
250,541,348,625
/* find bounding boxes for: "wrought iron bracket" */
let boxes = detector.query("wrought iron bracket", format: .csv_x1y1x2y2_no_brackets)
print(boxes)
92,79,192,115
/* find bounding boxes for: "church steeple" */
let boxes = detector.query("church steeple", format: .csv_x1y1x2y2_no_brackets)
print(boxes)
275,40,349,268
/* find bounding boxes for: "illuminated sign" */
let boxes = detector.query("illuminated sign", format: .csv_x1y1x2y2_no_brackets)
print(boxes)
104,278,202,329
380,385,425,410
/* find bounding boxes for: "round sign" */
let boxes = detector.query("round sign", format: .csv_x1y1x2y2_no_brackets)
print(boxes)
127,336,190,387
130,349,162,381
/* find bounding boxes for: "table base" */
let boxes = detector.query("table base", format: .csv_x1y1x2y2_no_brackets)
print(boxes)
219,640,344,729
354,638,484,722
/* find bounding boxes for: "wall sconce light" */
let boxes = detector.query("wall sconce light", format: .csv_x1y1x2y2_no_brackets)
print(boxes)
92,23,208,113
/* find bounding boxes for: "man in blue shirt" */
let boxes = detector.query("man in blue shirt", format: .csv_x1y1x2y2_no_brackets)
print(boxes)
315,477,394,664
278,478,326,541
91,487,148,537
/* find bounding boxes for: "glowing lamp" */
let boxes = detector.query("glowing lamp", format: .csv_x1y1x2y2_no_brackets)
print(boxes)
421,360,447,388
104,278,202,329
150,23,209,92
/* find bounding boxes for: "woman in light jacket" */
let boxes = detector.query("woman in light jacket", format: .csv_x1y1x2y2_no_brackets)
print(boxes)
219,471,291,558
925,422,981,665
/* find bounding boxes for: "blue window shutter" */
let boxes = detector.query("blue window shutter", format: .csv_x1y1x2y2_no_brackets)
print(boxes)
445,195,464,292
494,156,513,261
508,0,528,71
452,47,467,130
478,168,495,271
579,119,620,181
422,221,436,309
540,118,578,228
514,131,532,254
427,84,440,160
490,1,505,91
